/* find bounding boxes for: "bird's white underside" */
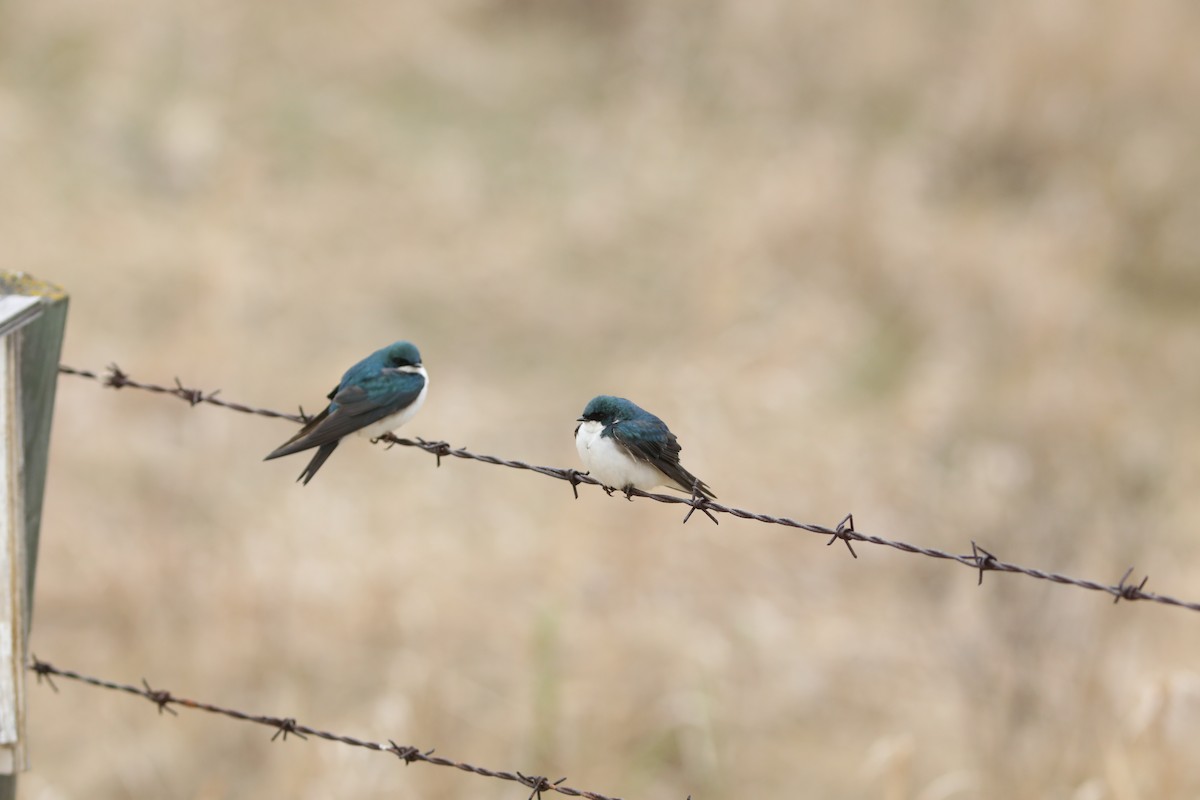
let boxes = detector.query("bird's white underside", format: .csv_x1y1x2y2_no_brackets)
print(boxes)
574,419,685,492
353,365,429,440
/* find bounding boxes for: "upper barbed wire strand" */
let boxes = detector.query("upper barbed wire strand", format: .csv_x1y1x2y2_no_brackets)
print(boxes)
55,364,1200,613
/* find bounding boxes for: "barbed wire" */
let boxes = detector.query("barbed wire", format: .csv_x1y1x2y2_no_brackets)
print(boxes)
57,363,1200,614
28,657,629,800
57,364,306,422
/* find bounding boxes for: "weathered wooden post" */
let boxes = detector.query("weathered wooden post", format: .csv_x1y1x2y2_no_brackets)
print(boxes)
0,274,68,799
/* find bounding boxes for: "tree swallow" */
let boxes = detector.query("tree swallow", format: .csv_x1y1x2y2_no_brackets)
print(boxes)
575,395,715,499
265,341,428,484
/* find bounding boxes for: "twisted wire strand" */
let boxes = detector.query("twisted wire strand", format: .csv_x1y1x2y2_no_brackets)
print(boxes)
56,364,1200,614
29,658,621,800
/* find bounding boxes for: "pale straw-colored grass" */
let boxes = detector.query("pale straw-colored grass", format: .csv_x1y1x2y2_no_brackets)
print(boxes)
6,1,1200,797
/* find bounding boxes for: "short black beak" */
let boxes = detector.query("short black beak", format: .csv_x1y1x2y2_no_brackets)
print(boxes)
576,417,586,422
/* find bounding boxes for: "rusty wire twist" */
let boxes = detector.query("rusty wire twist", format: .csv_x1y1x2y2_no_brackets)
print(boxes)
56,363,1200,614
28,658,620,800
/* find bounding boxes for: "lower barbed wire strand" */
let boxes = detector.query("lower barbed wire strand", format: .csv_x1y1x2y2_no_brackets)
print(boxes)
28,658,625,800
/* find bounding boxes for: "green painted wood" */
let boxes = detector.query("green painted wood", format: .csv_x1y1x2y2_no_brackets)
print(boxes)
0,274,68,792
16,295,67,637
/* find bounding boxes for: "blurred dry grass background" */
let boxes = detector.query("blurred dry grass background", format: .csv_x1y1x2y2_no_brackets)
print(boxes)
4,0,1200,797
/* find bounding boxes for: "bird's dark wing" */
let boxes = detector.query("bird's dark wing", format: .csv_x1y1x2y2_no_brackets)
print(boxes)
607,418,716,499
263,387,338,460
264,371,425,459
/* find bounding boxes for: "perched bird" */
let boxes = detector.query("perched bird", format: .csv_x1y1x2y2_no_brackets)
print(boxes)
265,341,428,484
575,395,714,499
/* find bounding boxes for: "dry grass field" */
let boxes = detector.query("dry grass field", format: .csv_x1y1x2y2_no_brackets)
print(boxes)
4,1,1200,797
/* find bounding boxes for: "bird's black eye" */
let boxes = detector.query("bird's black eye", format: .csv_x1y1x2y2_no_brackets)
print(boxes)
584,412,603,422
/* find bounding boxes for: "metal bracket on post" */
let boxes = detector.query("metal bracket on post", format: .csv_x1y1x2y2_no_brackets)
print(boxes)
0,274,68,794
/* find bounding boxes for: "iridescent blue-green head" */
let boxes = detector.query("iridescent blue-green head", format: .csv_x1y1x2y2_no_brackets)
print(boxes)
379,341,422,368
578,395,644,425
339,340,425,389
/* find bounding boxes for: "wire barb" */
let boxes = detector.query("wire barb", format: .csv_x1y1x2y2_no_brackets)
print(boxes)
173,377,204,406
388,741,425,764
825,512,857,558
141,679,178,716
1113,567,1150,604
415,437,453,467
970,541,998,586
105,363,130,389
55,363,1200,615
270,717,308,741
518,772,554,800
681,483,718,525
564,469,587,500
30,655,58,692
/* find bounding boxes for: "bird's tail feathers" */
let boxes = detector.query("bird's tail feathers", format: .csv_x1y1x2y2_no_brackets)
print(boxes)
667,467,716,500
264,435,309,461
264,409,331,461
297,442,338,485
689,476,716,500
